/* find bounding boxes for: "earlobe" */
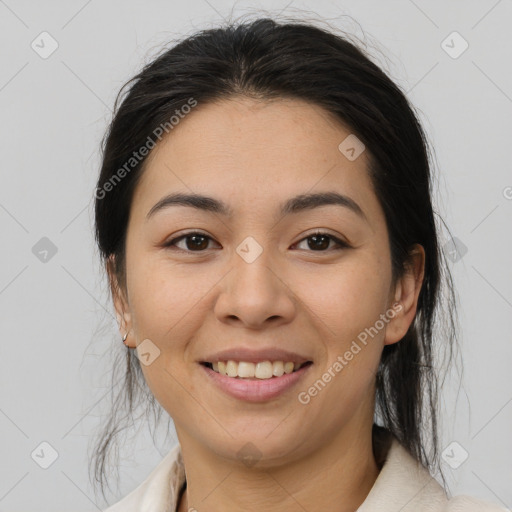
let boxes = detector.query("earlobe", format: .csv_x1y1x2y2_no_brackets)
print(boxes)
113,294,133,344
106,256,134,346
114,298,134,347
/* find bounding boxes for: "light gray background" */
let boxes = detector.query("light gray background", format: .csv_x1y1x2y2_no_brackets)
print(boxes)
1,1,511,511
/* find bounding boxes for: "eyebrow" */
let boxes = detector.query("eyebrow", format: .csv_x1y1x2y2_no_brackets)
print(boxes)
146,191,367,222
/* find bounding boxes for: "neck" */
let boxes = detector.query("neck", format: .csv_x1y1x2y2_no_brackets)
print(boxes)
176,423,382,512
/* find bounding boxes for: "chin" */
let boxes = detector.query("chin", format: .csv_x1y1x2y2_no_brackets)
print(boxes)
204,429,308,469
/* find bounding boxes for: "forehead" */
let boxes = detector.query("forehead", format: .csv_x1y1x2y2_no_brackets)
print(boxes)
131,97,380,223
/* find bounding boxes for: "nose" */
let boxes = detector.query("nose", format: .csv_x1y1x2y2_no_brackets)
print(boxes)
213,244,297,329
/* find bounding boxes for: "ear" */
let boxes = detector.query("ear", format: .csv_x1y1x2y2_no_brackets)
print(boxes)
384,244,425,346
106,255,135,348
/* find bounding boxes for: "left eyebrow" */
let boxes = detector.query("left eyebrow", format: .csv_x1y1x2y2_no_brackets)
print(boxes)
145,191,367,222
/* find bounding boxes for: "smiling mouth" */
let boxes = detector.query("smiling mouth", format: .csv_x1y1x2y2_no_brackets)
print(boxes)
200,360,313,380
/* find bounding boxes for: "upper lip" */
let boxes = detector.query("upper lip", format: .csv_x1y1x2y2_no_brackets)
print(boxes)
200,347,313,365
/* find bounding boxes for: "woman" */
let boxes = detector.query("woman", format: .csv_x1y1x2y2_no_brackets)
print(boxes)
91,16,508,512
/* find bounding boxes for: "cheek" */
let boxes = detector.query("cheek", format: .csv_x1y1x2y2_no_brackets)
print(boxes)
127,256,203,340
297,255,391,343
127,259,201,414
298,263,388,420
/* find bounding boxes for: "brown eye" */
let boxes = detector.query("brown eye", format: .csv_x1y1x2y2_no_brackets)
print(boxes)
294,232,349,252
164,232,218,252
306,234,330,251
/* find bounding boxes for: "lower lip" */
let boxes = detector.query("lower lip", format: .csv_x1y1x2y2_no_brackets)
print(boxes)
200,363,312,402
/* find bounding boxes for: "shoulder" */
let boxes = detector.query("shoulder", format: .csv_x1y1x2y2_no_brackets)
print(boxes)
358,428,509,512
101,444,185,512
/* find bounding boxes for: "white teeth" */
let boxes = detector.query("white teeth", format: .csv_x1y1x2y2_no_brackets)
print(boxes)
255,361,273,379
209,360,307,379
284,362,294,374
226,360,238,377
272,361,284,377
238,361,255,378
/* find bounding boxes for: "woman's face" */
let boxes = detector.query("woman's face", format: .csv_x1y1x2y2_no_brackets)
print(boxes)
112,97,421,466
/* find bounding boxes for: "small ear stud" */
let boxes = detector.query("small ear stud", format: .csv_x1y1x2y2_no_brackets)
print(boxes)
122,332,128,344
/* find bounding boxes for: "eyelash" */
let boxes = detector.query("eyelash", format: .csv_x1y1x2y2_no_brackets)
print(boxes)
162,230,350,253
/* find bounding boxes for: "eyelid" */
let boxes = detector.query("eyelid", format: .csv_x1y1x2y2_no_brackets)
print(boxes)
292,230,350,251
298,228,347,241
162,230,219,251
163,229,350,253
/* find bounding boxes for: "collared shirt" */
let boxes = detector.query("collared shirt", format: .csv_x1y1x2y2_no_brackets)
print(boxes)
102,434,508,512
